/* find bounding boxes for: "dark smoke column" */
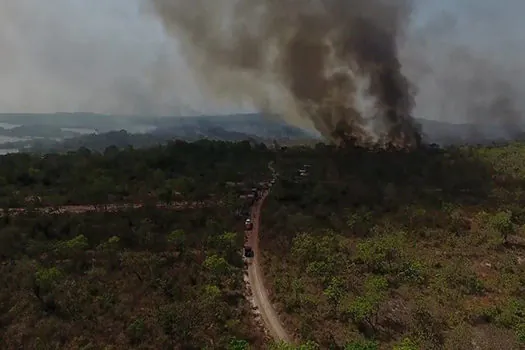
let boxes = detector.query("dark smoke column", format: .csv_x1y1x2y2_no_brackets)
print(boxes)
150,0,421,148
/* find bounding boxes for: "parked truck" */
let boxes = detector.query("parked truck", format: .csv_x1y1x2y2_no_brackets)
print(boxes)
244,245,254,258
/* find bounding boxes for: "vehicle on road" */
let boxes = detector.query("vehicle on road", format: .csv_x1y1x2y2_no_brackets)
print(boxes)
245,218,253,230
244,245,254,258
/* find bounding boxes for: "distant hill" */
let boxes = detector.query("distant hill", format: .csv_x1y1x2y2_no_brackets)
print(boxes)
0,113,321,152
0,113,523,152
0,112,316,138
0,112,317,137
417,119,525,145
0,113,145,131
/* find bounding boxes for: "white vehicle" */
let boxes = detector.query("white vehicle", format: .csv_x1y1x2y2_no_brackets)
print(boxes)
245,218,253,230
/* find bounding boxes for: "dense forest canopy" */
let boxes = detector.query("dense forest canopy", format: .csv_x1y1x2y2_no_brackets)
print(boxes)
0,140,271,207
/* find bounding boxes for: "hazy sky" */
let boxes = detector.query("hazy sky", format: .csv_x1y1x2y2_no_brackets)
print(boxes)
1,0,524,122
404,0,525,124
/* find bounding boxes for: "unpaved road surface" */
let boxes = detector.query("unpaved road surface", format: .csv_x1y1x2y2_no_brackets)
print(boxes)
1,200,216,216
246,189,292,343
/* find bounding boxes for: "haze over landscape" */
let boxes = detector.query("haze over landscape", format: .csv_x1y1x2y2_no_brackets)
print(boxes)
2,0,525,140
5,1,525,349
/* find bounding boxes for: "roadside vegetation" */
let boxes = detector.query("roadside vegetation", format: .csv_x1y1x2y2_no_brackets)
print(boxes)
262,141,525,349
0,208,265,349
0,140,272,349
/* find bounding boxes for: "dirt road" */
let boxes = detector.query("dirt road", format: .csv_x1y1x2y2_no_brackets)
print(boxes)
246,187,292,343
1,200,216,216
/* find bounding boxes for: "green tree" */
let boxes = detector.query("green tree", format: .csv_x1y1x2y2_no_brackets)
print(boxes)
346,276,388,330
90,175,114,203
269,340,320,350
167,229,186,254
344,340,379,350
393,338,419,350
290,277,305,308
35,266,63,293
356,232,406,273
202,284,221,302
55,234,89,258
97,235,120,251
324,277,346,312
228,338,250,350
488,210,514,243
215,231,238,254
158,185,174,205
126,318,146,345
515,323,525,344
203,254,231,284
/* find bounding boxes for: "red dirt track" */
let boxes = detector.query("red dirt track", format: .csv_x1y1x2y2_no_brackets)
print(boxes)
1,200,216,216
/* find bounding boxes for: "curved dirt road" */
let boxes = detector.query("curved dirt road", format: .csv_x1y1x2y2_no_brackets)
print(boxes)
246,185,292,343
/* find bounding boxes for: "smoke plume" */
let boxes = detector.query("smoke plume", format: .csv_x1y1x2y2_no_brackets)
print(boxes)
400,4,525,143
149,0,422,147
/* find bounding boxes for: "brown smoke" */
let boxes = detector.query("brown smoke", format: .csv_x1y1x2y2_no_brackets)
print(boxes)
149,0,422,148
